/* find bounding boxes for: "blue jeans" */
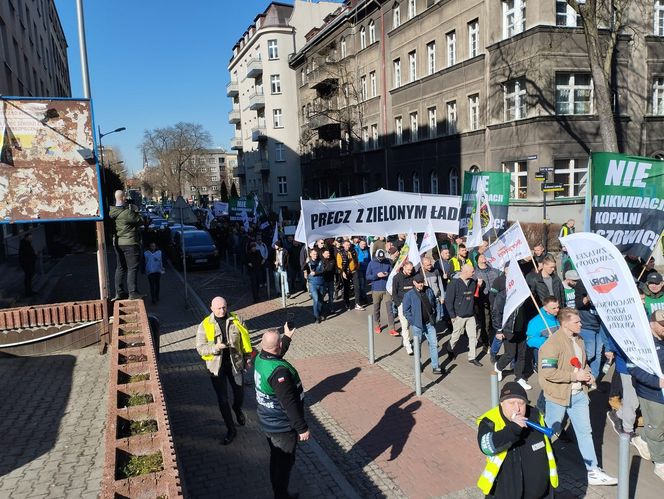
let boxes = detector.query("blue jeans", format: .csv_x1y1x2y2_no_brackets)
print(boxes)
580,328,605,378
274,269,289,296
309,281,324,319
323,281,335,311
490,336,502,357
545,391,598,470
411,323,439,370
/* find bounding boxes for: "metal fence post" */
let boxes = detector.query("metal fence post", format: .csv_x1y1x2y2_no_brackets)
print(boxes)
266,267,271,298
367,315,375,364
490,373,499,408
414,338,422,396
281,272,286,309
617,432,630,499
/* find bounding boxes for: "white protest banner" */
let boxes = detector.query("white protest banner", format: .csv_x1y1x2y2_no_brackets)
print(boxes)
502,253,531,328
387,230,421,295
419,218,437,255
484,221,531,270
300,189,460,245
212,202,229,217
561,232,664,379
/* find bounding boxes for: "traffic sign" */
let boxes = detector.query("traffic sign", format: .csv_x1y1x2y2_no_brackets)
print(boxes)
539,166,554,173
535,173,546,181
527,155,538,161
542,182,565,192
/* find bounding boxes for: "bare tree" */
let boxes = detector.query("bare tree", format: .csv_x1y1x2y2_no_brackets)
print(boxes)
140,122,212,197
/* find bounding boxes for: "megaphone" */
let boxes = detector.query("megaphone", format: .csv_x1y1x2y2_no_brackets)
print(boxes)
526,420,554,438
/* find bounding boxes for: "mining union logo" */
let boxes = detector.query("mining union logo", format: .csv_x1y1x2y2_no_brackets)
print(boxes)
588,267,619,294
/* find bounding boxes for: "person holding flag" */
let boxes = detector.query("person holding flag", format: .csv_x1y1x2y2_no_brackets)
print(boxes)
466,181,495,249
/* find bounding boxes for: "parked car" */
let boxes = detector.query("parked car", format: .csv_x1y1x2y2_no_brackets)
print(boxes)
172,230,219,269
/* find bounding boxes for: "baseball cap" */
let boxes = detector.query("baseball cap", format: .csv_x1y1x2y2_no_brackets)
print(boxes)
375,249,386,259
650,309,664,326
499,381,529,403
565,270,580,281
412,273,425,283
646,272,663,284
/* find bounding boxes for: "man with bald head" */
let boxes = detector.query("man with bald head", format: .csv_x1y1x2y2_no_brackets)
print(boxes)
255,323,309,499
445,264,482,366
196,296,252,445
109,190,144,300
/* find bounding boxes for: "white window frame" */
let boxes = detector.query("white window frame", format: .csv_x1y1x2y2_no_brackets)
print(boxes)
273,108,283,128
449,169,459,195
275,142,285,162
270,74,281,94
267,39,279,59
410,111,418,141
428,107,437,138
503,0,526,39
277,176,288,195
362,126,369,149
412,172,420,193
341,37,347,58
426,41,436,75
361,75,368,100
368,20,376,44
469,94,480,130
370,71,377,97
393,58,401,87
430,171,439,194
393,4,401,29
395,116,403,144
446,31,456,67
446,101,457,134
656,0,664,36
555,73,594,115
371,124,379,148
468,20,479,58
408,50,417,82
556,0,579,27
553,158,588,198
360,26,367,49
654,77,664,115
504,78,527,121
408,0,417,19
502,160,528,199
397,174,405,192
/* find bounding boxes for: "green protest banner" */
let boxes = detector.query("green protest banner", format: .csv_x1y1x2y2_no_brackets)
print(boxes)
228,195,254,221
590,152,664,261
459,171,511,237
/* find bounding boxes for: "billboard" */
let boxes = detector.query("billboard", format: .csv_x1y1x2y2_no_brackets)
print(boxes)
0,98,102,223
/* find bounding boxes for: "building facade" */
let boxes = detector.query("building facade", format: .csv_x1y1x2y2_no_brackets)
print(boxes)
227,0,341,213
290,0,664,224
182,148,240,202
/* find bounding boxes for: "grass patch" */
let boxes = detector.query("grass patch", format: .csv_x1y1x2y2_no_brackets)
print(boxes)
117,418,158,438
127,393,154,407
118,452,163,479
117,371,150,385
119,354,148,364
119,329,141,336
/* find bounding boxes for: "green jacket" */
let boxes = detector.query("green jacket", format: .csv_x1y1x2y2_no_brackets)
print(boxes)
109,205,143,246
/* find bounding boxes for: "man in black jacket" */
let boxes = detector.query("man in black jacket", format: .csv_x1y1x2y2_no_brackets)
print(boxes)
528,255,564,306
255,324,309,499
445,264,482,366
392,262,417,355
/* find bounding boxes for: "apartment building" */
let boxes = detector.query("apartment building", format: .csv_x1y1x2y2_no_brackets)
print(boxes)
182,148,240,202
0,0,71,98
291,0,664,223
227,0,341,213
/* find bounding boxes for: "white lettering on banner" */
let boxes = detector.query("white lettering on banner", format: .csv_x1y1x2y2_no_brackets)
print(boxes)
592,195,664,210
561,232,664,379
483,222,531,271
594,229,659,249
594,212,642,225
605,160,652,188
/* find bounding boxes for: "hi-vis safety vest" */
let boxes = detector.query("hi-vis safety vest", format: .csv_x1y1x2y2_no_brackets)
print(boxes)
200,312,252,361
476,406,558,495
451,256,473,272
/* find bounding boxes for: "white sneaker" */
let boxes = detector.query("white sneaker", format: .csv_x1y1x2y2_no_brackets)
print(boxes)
517,378,532,390
587,468,618,486
631,435,651,461
654,463,664,481
404,343,413,355
494,362,503,382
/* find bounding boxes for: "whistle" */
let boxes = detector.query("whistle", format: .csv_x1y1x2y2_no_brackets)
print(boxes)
526,420,554,438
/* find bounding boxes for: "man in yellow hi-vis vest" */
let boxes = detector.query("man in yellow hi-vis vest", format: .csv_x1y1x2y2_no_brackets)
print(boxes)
476,381,558,498
196,296,253,445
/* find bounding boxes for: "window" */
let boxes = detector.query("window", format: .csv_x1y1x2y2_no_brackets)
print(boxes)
655,0,664,35
469,94,480,130
369,20,376,44
408,51,417,82
211,176,219,181
393,58,401,87
360,26,367,49
654,77,664,115
446,101,457,134
446,31,456,67
275,142,285,162
428,107,437,138
449,169,459,195
503,0,526,39
278,176,288,195
504,78,527,121
370,71,377,97
555,73,593,115
371,124,379,148
553,159,588,198
556,0,579,27
468,20,479,58
430,171,439,194
300,69,306,86
211,186,219,191
397,174,405,191
426,41,436,75
268,39,279,59
191,186,197,192
408,0,417,19
410,112,419,141
412,172,420,193
362,127,369,149
395,116,403,144
270,74,281,94
393,4,401,29
340,37,347,58
502,161,528,199
361,75,368,100
273,108,283,128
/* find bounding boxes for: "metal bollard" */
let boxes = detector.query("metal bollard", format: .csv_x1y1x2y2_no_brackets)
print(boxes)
490,373,499,408
617,432,630,499
266,268,271,298
414,338,422,396
281,273,286,309
367,315,375,364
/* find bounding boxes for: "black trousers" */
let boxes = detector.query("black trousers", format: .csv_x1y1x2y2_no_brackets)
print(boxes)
475,298,493,346
341,271,360,307
22,266,35,296
114,244,140,296
496,337,526,379
266,431,298,499
209,368,244,431
249,268,261,302
147,273,161,302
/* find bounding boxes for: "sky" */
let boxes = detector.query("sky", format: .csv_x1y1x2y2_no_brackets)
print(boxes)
53,0,303,175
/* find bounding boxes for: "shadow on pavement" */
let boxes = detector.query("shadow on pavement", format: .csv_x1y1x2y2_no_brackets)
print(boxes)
307,367,361,404
0,353,74,476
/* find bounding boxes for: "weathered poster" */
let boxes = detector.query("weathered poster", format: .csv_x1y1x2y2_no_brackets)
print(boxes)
0,98,101,222
590,152,664,261
459,171,510,238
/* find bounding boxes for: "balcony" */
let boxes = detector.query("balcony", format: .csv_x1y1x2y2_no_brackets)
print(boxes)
228,108,241,124
231,136,243,150
254,160,270,173
308,113,336,129
246,57,263,78
248,89,265,110
226,79,238,97
251,118,267,141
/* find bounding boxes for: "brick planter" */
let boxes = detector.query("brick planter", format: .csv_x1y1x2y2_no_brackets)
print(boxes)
101,300,182,499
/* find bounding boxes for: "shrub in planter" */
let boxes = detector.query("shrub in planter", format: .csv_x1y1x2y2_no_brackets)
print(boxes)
117,417,158,439
116,450,164,480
